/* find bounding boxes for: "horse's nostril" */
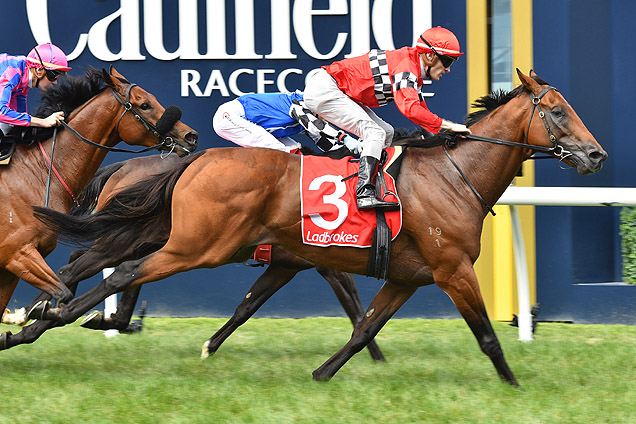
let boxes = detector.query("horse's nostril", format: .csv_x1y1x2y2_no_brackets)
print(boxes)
589,151,606,162
185,132,198,144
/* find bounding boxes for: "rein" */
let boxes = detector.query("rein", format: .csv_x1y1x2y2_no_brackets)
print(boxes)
445,86,571,216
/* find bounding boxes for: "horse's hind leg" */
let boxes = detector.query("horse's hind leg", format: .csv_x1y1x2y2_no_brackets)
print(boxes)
312,281,416,381
202,264,302,358
80,286,142,331
314,266,385,362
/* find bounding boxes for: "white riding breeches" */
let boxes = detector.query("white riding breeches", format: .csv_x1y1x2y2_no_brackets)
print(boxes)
212,99,299,152
303,69,394,160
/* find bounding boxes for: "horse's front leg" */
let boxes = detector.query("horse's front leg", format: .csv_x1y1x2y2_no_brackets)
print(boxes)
4,249,89,326
315,266,385,362
434,261,518,386
4,245,73,304
0,269,20,347
312,281,416,381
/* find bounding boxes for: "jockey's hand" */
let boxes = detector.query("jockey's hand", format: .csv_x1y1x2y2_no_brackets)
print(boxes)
41,111,65,128
343,135,363,155
441,120,471,134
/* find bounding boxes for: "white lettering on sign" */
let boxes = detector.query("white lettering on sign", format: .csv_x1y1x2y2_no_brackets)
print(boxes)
182,68,307,97
25,0,432,61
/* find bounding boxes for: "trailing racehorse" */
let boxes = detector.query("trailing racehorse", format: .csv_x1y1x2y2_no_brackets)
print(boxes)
11,70,606,386
0,67,198,329
4,153,384,360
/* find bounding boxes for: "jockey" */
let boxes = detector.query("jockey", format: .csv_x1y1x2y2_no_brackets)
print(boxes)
0,43,71,142
303,26,471,209
212,91,363,154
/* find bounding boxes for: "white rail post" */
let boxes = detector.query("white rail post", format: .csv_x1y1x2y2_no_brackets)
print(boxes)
102,267,119,338
509,205,533,341
497,186,636,342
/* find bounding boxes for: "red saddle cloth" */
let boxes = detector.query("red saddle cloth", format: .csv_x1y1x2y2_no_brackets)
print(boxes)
300,148,402,248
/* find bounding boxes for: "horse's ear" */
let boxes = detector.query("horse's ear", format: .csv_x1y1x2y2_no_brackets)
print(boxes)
109,66,126,81
102,68,115,87
516,68,540,94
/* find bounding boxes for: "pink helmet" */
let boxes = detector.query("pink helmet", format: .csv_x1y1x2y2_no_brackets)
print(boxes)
415,26,463,58
26,43,71,71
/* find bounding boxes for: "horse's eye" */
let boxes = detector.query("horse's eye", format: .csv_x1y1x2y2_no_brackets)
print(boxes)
551,108,565,119
140,103,151,110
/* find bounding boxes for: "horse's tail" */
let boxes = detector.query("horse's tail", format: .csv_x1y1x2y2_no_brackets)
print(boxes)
33,151,205,250
70,160,128,216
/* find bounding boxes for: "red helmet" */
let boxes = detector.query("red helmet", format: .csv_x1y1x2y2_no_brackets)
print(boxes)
26,43,71,72
415,26,463,58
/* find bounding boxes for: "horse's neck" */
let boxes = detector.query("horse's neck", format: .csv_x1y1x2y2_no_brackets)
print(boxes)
455,99,530,209
39,93,120,209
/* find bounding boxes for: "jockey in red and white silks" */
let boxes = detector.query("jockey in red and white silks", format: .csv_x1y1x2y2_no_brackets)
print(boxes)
213,91,362,155
303,26,471,210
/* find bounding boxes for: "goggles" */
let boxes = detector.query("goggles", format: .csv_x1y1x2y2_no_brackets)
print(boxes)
419,36,458,68
33,48,67,81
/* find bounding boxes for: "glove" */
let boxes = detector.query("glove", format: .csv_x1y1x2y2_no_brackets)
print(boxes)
343,135,363,155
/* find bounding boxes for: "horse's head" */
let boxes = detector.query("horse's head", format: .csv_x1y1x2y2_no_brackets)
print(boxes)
102,67,198,157
517,69,607,174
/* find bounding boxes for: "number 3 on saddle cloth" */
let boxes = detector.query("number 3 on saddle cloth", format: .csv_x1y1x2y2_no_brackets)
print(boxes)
300,147,403,249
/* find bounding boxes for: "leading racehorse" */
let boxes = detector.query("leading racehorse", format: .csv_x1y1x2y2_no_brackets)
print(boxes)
13,70,606,386
0,67,198,328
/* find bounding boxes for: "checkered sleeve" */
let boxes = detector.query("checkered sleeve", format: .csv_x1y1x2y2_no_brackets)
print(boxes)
289,100,345,152
392,73,442,132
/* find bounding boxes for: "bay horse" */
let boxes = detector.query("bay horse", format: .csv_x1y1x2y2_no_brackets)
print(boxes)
10,70,606,386
0,66,198,329
4,153,384,360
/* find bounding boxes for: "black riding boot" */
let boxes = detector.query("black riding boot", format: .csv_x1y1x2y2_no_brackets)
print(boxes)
356,156,399,209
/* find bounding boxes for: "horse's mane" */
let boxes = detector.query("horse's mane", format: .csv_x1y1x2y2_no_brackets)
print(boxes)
465,74,550,127
35,67,108,118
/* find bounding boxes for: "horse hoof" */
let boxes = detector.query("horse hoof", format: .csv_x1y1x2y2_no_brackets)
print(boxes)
200,340,214,359
27,300,50,321
2,307,28,326
312,370,332,382
80,311,104,329
0,331,12,350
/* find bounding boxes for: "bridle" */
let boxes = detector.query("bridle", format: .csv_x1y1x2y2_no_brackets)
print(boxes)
462,86,571,160
42,81,181,207
110,83,177,152
58,83,178,154
443,85,573,216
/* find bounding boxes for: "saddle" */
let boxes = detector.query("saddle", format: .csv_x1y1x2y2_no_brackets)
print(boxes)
0,126,53,165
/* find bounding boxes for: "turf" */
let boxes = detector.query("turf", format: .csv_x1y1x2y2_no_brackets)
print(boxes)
1,318,635,423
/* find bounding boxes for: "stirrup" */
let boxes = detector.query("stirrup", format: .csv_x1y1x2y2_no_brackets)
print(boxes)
357,194,400,210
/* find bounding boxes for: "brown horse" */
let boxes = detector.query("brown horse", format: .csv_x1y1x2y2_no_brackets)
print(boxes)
0,67,198,327
4,153,384,360
14,70,606,386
